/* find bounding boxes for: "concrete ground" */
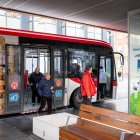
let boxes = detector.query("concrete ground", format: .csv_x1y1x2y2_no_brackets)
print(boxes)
0,99,128,140
116,76,128,99
0,77,128,140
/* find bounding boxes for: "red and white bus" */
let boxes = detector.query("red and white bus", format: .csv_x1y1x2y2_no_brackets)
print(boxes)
0,28,123,115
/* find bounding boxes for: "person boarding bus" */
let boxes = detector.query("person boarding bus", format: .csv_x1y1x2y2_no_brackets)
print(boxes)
80,65,96,105
99,66,107,99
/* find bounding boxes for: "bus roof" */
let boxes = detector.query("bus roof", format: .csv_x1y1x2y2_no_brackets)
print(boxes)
0,27,112,49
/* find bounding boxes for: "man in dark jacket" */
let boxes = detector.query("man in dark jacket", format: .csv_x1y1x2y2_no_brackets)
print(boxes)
28,67,44,106
37,73,53,115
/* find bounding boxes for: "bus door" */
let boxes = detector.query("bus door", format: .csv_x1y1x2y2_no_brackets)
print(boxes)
52,50,65,108
98,56,112,99
24,48,50,112
5,44,23,114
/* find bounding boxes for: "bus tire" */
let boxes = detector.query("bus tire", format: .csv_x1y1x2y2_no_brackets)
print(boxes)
72,87,83,109
69,93,74,108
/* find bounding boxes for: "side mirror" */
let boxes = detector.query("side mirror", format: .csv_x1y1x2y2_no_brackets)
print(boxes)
113,52,124,65
120,55,124,65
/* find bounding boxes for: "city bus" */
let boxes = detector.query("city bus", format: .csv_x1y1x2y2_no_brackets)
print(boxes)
0,28,123,116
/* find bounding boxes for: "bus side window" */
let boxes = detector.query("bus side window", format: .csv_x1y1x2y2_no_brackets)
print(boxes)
67,50,96,79
67,50,83,78
68,63,82,78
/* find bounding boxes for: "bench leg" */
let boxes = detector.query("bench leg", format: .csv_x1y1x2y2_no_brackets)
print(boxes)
66,116,70,126
120,132,125,140
120,131,135,140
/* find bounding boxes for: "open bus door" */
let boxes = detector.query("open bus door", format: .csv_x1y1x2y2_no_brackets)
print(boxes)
52,49,66,108
23,47,66,112
98,56,112,100
98,52,124,100
23,47,51,113
5,44,23,114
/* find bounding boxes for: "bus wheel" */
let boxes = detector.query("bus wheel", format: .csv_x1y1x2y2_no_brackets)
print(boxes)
73,87,83,109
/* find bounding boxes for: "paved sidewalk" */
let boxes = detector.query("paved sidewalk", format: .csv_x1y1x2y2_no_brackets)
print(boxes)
116,77,128,99
0,115,42,140
0,75,129,140
0,97,129,140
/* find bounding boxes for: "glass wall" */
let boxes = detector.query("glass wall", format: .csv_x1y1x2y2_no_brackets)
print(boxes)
66,22,85,37
7,11,21,29
31,16,57,34
87,26,102,40
87,26,94,39
0,10,21,29
0,8,113,44
95,27,102,40
0,10,6,27
107,31,111,43
128,9,140,115
0,9,57,34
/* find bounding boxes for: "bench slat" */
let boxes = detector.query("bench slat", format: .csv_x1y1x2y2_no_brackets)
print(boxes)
77,119,140,140
77,118,122,138
60,125,118,140
79,111,140,134
59,136,67,140
60,126,93,140
80,104,140,124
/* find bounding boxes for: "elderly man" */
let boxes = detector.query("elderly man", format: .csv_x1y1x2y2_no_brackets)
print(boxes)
28,67,44,106
37,73,53,115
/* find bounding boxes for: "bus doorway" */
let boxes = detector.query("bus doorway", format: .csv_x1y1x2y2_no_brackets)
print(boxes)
23,48,50,112
98,56,112,99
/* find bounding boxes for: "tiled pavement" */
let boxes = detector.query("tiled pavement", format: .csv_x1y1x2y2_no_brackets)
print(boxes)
0,98,128,140
0,77,129,140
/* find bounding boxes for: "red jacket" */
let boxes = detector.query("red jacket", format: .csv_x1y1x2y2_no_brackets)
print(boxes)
81,70,96,97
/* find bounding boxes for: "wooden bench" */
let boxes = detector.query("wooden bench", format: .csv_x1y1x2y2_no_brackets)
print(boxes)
59,104,140,140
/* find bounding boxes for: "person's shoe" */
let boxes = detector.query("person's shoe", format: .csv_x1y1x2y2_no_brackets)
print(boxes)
32,103,35,106
104,94,110,98
100,96,104,99
47,112,51,115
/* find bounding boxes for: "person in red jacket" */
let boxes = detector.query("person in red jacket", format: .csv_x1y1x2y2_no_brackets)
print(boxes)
81,65,96,105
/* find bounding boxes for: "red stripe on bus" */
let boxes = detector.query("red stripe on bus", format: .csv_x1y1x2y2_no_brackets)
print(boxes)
70,76,98,86
0,27,112,48
70,78,81,84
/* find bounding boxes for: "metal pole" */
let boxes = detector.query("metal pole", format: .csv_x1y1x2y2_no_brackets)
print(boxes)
37,48,39,68
128,11,130,114
44,52,46,74
32,50,33,73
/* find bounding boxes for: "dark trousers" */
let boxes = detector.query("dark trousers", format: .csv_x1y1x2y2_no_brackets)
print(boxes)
32,89,41,104
38,96,52,114
82,96,92,106
99,83,106,98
